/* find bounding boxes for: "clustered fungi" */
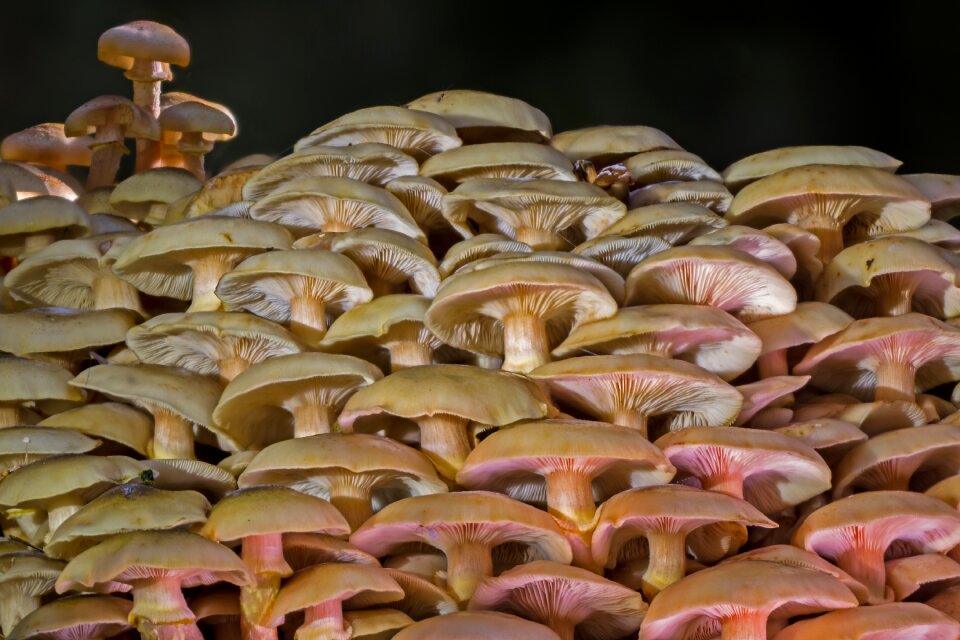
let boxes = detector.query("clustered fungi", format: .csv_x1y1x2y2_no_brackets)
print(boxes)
0,18,958,640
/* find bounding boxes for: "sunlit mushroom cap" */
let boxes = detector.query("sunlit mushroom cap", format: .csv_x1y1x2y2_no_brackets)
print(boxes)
296,106,461,161
407,90,552,143
242,144,419,200
38,403,152,457
1,123,93,169
598,203,728,244
159,101,237,150
97,20,190,71
775,602,959,640
0,161,77,204
721,145,902,191
0,357,86,416
0,196,92,257
110,168,202,223
0,308,136,365
688,224,797,278
550,125,680,166
7,594,132,640
64,96,160,142
420,143,577,188
628,180,732,214
182,165,259,218
396,611,561,639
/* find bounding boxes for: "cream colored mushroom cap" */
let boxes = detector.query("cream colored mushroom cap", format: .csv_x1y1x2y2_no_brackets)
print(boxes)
550,125,680,163
407,90,552,142
420,143,577,187
721,145,902,191
0,308,137,359
6,594,132,640
200,485,349,542
109,168,202,220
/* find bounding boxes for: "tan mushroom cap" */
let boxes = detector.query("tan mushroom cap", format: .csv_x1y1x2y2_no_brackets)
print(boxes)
775,419,868,465
296,106,461,160
776,602,959,640
598,203,728,244
531,354,742,438
549,125,680,166
794,313,960,402
747,302,853,378
734,375,810,425
420,143,577,188
0,552,66,637
397,611,561,639
125,311,302,384
688,224,797,278
624,149,721,185
109,167,202,223
832,424,960,498
0,308,136,367
249,175,425,242
142,459,236,501
571,234,672,278
554,304,760,381
886,554,960,602
3,236,144,314
44,483,211,560
817,236,960,319
242,143,419,200
1,124,93,171
160,92,236,141
63,95,160,141
215,249,373,344
438,235,547,274
159,101,236,146
926,474,960,509
903,173,960,221
440,178,625,248
628,180,733,214
6,594,132,640
407,90,552,143
727,165,930,261
182,164,258,218
38,402,152,457
213,352,382,447
384,175,451,236
0,161,75,205
320,227,440,297
0,427,99,476
884,218,960,250
382,568,458,619
283,533,380,571
765,222,824,292
426,260,618,373
346,609,414,639
97,21,190,72
0,196,92,258
625,245,797,322
721,145,902,191
0,358,86,425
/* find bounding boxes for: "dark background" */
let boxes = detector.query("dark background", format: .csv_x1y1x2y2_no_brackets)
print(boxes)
2,1,957,174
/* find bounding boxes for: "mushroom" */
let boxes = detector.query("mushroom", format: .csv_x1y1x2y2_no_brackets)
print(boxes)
420,143,577,188
468,561,646,640
200,486,350,637
338,364,555,479
747,302,853,379
688,225,797,279
142,459,236,502
1,124,92,174
70,363,222,459
571,234,671,277
591,485,775,598
385,176,462,249
886,554,960,602
109,167,202,225
882,218,960,250
0,427,99,477
6,594,132,640
111,216,292,312
350,491,571,605
155,92,236,171
926,586,960,624
774,419,868,466
902,173,960,222
0,552,66,637
381,568,458,620
215,249,372,345
550,125,680,169
0,197,92,258
181,164,259,218
283,534,380,571
657,426,830,512
55,530,252,640
457,419,674,533
775,602,959,640
0,357,86,427
0,161,78,204
726,165,930,262
345,610,414,640
406,90,552,144
625,245,797,322
212,352,382,446
158,101,236,180
623,149,721,185
237,433,447,531
426,259,618,373
295,106,461,161
440,235,533,276
734,375,810,426
38,402,153,458
125,311,302,384
794,491,960,604
395,611,561,639
553,304,761,381
628,180,733,214
530,355,742,439
596,203,727,245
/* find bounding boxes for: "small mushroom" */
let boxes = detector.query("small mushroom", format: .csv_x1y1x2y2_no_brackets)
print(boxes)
624,149,721,185
38,402,152,458
688,224,797,279
0,427,99,477
628,180,733,214
109,167,201,225
407,90,552,144
774,419,868,465
0,357,86,427
747,302,853,378
158,101,236,180
886,554,960,602
903,173,960,222
596,203,727,245
1,124,92,174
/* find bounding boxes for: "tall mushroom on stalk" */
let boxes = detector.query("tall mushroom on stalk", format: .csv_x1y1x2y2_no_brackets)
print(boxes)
747,302,853,379
407,90,552,144
420,143,577,188
426,260,618,373
1,124,93,174
155,92,236,171
158,102,237,180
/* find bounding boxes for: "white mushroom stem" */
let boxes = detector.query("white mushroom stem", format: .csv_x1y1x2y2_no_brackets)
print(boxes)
45,494,84,537
416,414,472,480
21,232,58,257
756,349,789,378
719,612,768,640
642,531,688,599
150,407,196,460
444,539,494,605
544,469,596,531
0,591,39,636
289,297,327,345
837,544,889,604
502,313,551,373
301,601,350,640
874,361,917,402
188,255,243,312
290,403,334,438
92,275,145,314
385,341,434,371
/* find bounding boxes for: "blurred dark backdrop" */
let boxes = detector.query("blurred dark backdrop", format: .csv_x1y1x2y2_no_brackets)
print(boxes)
2,1,958,174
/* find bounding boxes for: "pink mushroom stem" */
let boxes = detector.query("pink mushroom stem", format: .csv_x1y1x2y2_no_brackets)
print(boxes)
502,313,551,373
700,474,745,500
241,535,287,640
301,600,349,640
837,544,888,604
720,612,768,640
874,361,917,402
133,577,196,631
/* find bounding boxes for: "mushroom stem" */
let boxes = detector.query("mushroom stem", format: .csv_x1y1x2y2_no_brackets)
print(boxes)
367,277,403,297
700,473,745,500
328,476,374,531
445,540,493,605
875,361,917,402
289,296,327,346
0,591,39,636
837,544,889,604
515,226,563,251
240,536,286,640
21,232,58,257
642,531,688,599
757,349,789,379
45,494,83,537
544,469,596,531
502,313,551,373
133,576,195,627
416,414,472,480
608,407,649,439
188,255,238,312
802,217,844,263
0,404,27,428
876,281,916,316
720,612,767,640
139,621,204,640
242,533,291,577
301,600,350,640
92,275,145,314
290,403,334,437
181,153,206,182
549,619,576,640
151,407,197,460
386,341,435,371
473,354,503,369
213,623,243,640
88,141,126,189
219,357,252,384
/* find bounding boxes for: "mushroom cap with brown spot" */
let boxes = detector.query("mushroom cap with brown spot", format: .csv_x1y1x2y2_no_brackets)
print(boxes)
201,486,349,543
628,180,732,214
1,124,93,169
420,143,577,188
63,96,159,141
775,602,960,640
550,125,680,165
97,21,190,70
110,168,202,221
721,145,902,191
0,357,86,415
0,307,137,362
407,90,552,143
6,594,132,640
38,403,152,457
0,197,92,257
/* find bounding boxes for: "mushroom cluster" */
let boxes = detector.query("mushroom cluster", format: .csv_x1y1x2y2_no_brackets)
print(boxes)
1,19,959,640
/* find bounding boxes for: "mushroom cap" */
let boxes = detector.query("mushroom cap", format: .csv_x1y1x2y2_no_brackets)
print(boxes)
295,106,461,161
346,609,414,639
0,161,73,202
624,149,721,184
775,419,868,464
425,260,618,359
590,485,775,568
793,313,960,400
0,552,65,614
571,234,672,278
0,308,137,360
655,426,832,513
321,227,440,296
38,403,152,457
883,218,960,250
237,433,447,505
339,364,554,430
457,419,675,503
628,180,732,214
903,173,960,209
44,483,211,560
382,568,458,619
160,92,237,142
597,203,728,244
638,561,859,640
832,424,960,498
6,594,132,640
748,302,853,356
97,20,190,70
319,294,438,351
816,236,960,319
926,474,960,509
468,560,646,640
0,358,85,416
159,101,236,140
727,165,930,237
625,245,797,321
110,168,202,220
350,491,571,563
283,533,380,571
182,165,258,218
886,554,960,602
1,123,93,168
549,125,680,165
406,90,552,143
440,178,625,242
775,602,959,640
553,304,760,381
213,352,382,449
530,355,743,432
241,144,419,200
397,611,562,639
55,530,252,594
141,459,236,501
125,311,302,376
111,217,292,300
0,196,92,257
721,145,902,191
201,485,349,542
0,427,99,474
63,96,159,141
420,143,577,188
384,175,450,234
248,176,425,241
688,224,797,278
215,249,373,323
